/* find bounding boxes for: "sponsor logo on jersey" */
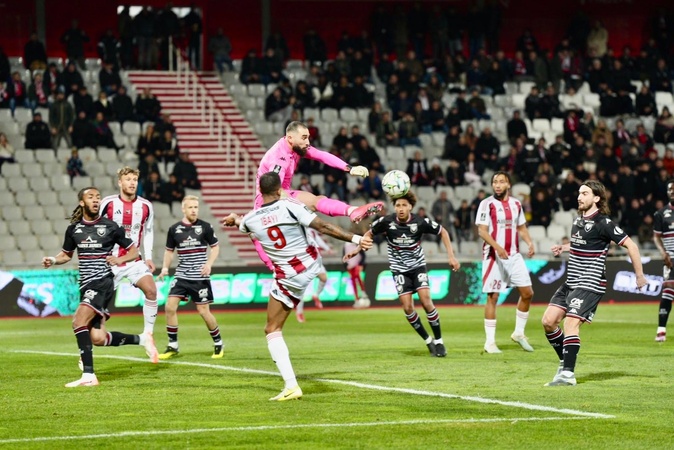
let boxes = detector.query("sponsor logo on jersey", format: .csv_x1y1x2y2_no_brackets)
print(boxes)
198,288,208,298
569,297,584,309
83,289,97,300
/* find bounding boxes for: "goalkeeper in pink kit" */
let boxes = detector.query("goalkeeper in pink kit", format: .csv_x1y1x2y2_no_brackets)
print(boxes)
252,121,384,269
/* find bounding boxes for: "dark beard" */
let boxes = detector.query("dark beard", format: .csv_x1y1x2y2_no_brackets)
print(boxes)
493,191,506,200
292,145,307,157
84,205,99,219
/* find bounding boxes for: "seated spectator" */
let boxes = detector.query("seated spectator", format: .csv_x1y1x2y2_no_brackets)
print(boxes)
71,110,96,149
137,122,158,159
367,101,383,134
24,112,52,149
462,124,478,151
208,27,233,74
541,85,563,119
158,129,180,169
28,72,50,110
73,85,94,118
635,85,657,117
355,138,384,173
422,99,447,133
591,120,614,148
468,89,490,120
398,113,422,147
112,85,135,126
24,32,47,71
559,171,581,211
92,111,121,151
475,127,500,170
239,49,263,85
260,48,284,85
0,132,15,170
323,147,348,201
406,150,430,186
297,175,319,195
357,169,384,200
165,173,185,205
139,153,160,183
530,188,553,227
98,61,121,96
59,62,84,98
428,158,447,188
306,117,321,146
454,199,474,242
655,106,674,144
294,81,314,111
264,87,291,122
44,63,61,99
135,87,162,124
155,113,176,136
66,148,88,182
172,152,201,190
507,110,528,145
445,159,464,186
460,151,485,188
8,71,28,115
144,171,168,203
431,190,454,232
650,58,672,93
525,86,543,120
0,81,11,110
375,111,398,147
484,60,506,96
350,75,373,108
93,91,114,122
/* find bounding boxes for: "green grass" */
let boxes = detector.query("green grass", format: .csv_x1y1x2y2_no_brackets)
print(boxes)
1,304,673,449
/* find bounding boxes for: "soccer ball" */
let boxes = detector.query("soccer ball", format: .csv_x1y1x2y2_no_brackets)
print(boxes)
381,170,411,199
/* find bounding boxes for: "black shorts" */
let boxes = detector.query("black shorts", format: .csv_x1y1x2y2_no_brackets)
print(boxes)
80,277,114,320
549,283,603,323
392,266,430,296
168,278,214,304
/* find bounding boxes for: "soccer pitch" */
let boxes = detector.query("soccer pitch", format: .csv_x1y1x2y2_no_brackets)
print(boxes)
1,304,672,449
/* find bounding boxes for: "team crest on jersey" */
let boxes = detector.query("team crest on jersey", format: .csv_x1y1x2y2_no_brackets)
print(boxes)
97,227,106,236
194,225,202,235
410,224,418,233
584,222,594,232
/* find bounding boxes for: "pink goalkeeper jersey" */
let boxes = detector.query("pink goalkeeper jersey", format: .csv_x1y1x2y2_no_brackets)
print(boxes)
254,137,348,207
475,195,526,259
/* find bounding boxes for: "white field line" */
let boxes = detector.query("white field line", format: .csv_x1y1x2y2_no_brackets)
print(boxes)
11,350,615,421
0,416,596,444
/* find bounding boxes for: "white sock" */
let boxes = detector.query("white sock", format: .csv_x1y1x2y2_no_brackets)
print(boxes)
266,331,297,389
424,336,433,344
484,319,497,344
143,299,158,334
514,310,529,335
316,280,326,296
561,370,574,377
658,326,666,333
434,338,444,345
296,300,304,315
168,342,179,350
82,372,96,380
138,334,146,346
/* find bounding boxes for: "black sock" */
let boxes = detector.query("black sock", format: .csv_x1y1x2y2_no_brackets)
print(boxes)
546,327,565,360
406,311,430,340
562,335,581,373
659,299,672,328
74,326,94,374
426,308,442,340
167,325,178,345
209,326,222,343
105,332,140,346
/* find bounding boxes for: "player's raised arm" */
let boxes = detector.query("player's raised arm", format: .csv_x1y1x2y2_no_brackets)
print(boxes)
305,146,369,178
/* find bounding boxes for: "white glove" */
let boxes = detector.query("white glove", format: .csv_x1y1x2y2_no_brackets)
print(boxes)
349,165,369,178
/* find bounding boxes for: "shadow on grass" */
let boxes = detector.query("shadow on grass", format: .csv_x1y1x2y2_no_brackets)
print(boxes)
581,371,631,382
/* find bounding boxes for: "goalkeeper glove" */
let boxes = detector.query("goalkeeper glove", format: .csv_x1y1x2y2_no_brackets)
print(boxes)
349,165,369,178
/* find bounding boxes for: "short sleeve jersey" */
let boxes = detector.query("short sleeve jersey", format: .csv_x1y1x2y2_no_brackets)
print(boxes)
653,204,674,258
165,219,219,281
475,195,526,259
100,194,154,261
240,198,320,279
62,217,135,287
370,213,443,273
567,210,629,294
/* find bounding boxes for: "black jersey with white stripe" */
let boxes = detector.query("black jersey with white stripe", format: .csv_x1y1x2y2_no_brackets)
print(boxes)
166,219,219,280
567,211,628,294
62,217,134,287
653,204,674,257
370,213,442,273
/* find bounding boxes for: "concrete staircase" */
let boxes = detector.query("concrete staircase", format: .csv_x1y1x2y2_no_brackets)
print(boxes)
127,70,265,262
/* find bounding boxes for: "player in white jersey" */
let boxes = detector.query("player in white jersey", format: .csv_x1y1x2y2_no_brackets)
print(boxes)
222,172,373,401
475,171,536,354
99,166,159,363
294,228,332,322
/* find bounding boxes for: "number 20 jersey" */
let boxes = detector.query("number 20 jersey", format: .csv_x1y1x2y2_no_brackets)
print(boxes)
240,198,320,279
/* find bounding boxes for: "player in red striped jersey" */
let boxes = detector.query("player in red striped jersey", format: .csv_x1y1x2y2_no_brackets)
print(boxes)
476,171,536,354
223,172,373,401
99,167,159,363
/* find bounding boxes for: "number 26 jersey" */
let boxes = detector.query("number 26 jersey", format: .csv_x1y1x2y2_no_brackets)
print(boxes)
240,198,320,279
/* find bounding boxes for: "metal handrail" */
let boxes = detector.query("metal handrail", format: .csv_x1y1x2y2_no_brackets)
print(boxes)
169,40,256,191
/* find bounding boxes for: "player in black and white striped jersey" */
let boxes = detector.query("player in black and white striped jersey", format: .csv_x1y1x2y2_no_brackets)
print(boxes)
157,195,222,360
42,186,152,388
542,180,647,386
346,191,460,357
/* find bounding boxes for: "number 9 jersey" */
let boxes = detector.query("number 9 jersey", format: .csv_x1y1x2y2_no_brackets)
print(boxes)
240,198,321,279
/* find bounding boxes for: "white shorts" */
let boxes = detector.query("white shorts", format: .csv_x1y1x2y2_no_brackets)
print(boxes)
112,260,153,290
270,261,322,308
481,253,532,293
